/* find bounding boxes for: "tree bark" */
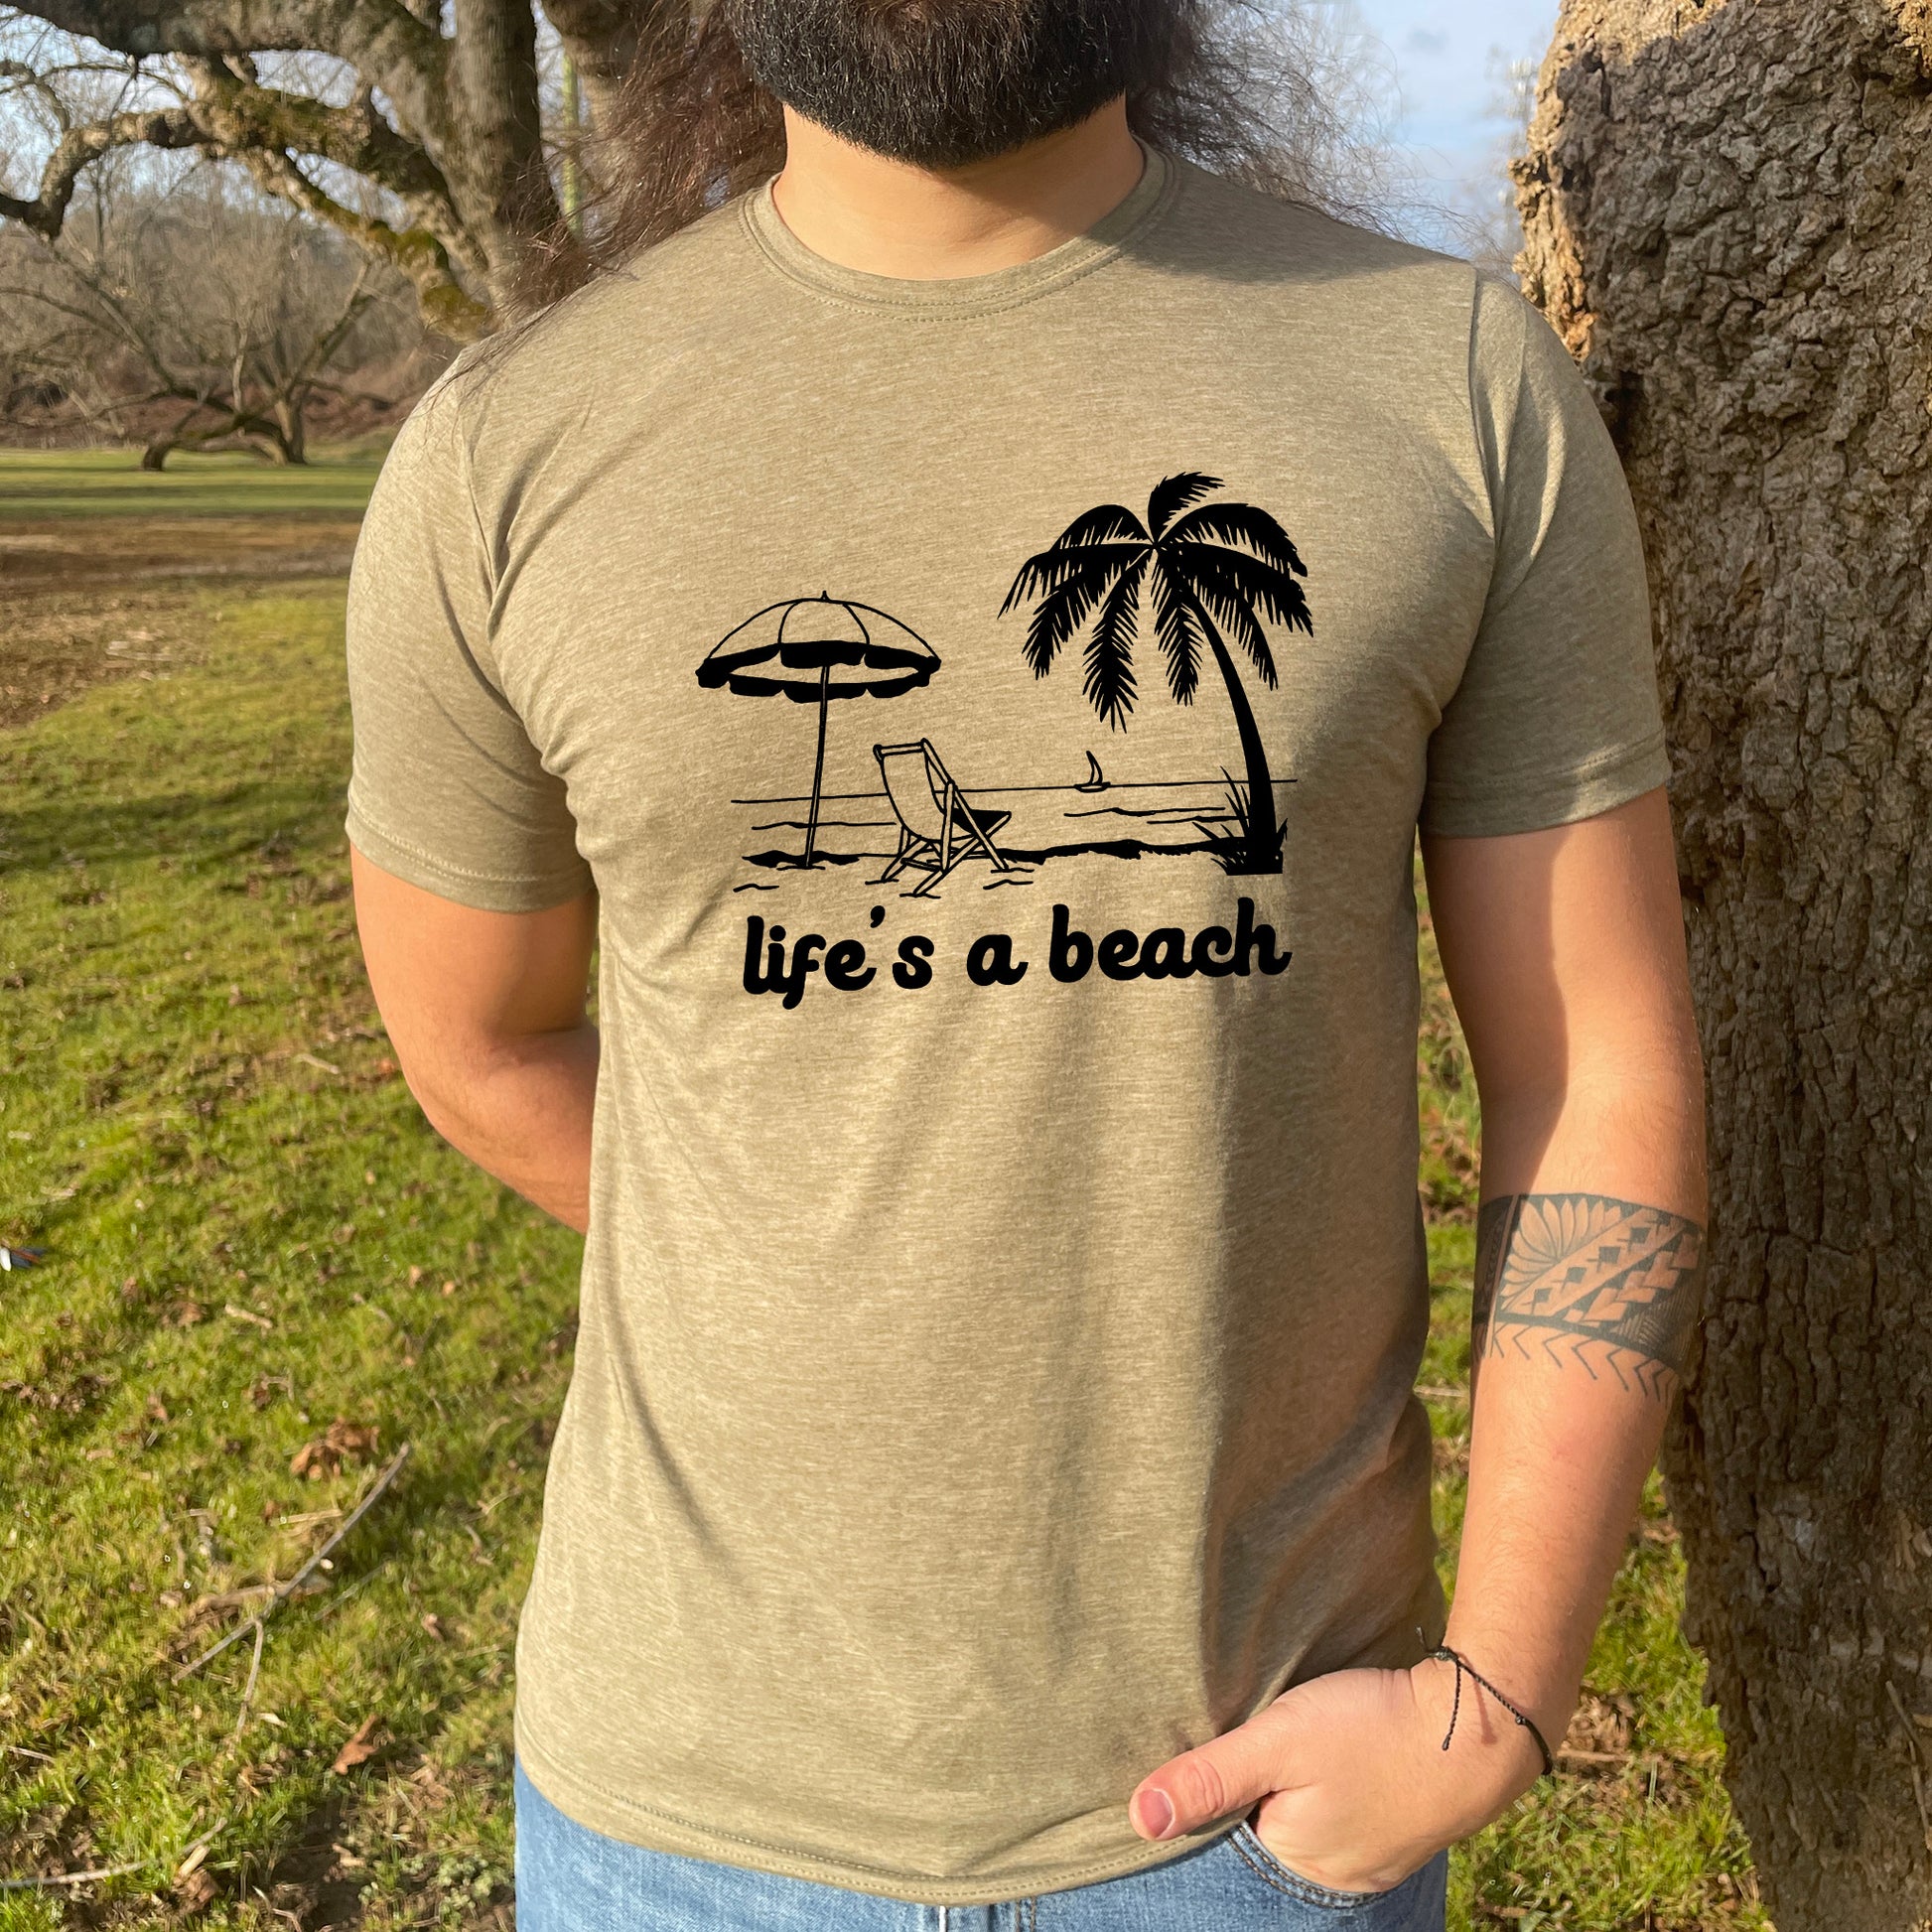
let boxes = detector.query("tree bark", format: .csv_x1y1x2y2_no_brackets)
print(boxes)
1516,4,1932,1926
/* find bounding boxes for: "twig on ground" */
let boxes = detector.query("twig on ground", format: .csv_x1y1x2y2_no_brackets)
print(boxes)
175,1443,410,1681
311,1561,386,1624
0,1857,150,1891
181,1584,279,1626
0,1819,223,1893
230,1618,266,1738
3,1744,54,1763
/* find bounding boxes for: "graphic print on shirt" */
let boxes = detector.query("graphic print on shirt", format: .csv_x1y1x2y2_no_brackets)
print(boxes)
695,474,1311,906
999,471,1311,880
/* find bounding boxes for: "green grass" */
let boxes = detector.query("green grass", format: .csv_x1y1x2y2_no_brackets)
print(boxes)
0,468,1764,1927
2,586,571,1928
0,449,387,522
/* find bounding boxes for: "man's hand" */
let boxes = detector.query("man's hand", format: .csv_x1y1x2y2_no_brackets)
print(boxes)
1127,1659,1547,1893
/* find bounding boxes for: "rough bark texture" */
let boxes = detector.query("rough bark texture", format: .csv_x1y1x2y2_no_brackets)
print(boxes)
1517,4,1932,1926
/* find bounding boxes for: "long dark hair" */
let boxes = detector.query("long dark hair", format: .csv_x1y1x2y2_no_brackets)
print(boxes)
507,0,1392,318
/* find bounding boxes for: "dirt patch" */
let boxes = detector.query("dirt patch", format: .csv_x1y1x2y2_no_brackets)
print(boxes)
0,514,360,586
0,586,217,728
0,515,357,728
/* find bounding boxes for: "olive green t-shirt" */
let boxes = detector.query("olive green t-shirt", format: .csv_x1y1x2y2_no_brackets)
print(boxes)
344,145,1666,1905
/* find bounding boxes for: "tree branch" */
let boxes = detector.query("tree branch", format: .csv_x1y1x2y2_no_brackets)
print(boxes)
178,56,476,273
9,0,450,152
0,104,201,237
232,145,490,338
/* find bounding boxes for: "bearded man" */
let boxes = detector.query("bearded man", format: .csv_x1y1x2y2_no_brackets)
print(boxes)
345,3,1708,1926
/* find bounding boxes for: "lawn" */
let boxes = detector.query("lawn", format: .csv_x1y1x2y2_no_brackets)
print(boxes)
0,450,387,523
0,450,1764,1929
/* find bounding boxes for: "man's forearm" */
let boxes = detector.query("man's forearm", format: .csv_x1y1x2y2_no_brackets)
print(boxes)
1440,1082,1707,1766
408,1024,600,1234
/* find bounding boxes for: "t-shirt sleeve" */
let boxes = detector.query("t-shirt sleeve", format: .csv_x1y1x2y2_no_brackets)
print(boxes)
1419,272,1670,838
344,371,594,911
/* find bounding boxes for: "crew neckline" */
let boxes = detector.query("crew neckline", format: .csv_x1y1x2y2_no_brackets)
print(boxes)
741,140,1177,318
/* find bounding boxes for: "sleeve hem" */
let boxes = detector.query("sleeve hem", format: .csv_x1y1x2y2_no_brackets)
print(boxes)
1420,733,1670,839
345,805,594,914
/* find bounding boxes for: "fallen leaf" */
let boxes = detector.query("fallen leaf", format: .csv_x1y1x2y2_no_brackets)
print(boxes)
331,1715,382,1775
420,1613,446,1641
170,1301,207,1327
290,1417,379,1480
147,1392,170,1423
408,1265,425,1286
174,1866,218,1912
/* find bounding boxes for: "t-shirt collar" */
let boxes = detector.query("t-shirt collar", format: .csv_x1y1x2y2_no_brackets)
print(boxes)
740,138,1176,318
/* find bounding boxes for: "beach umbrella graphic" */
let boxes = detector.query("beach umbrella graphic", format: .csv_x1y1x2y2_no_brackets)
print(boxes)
697,594,940,867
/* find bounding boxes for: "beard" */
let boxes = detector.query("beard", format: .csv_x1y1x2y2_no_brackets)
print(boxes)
723,0,1181,168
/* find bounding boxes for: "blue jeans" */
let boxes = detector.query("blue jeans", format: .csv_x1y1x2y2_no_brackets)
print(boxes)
514,1758,1449,1929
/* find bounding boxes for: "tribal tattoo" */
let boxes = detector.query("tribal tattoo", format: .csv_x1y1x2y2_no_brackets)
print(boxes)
1472,1193,1706,1400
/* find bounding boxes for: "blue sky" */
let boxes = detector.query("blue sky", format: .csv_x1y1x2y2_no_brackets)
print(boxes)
1349,0,1561,210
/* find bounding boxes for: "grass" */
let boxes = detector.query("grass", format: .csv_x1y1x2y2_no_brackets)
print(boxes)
0,450,387,523
0,451,1765,1929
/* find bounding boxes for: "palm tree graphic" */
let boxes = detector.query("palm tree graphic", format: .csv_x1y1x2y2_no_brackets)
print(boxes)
1000,472,1311,875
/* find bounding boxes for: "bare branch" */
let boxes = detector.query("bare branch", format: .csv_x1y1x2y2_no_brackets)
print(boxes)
8,0,450,151
177,55,474,268
233,146,488,337
0,103,200,236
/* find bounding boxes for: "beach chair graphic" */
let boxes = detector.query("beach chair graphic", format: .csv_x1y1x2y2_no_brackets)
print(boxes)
871,740,1014,896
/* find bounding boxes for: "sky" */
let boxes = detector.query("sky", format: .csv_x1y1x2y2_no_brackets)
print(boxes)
1346,0,1563,245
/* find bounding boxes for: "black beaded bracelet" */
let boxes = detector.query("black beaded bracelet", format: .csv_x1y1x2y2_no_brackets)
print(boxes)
1417,1630,1557,1778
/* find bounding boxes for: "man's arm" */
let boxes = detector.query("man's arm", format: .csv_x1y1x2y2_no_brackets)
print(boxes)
1425,782,1706,1784
1127,785,1707,1889
350,849,601,1234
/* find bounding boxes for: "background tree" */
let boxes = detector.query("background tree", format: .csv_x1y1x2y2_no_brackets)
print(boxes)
0,0,688,336
0,159,438,462
1515,3,1932,1926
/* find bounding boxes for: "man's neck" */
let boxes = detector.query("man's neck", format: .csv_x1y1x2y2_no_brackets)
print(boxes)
768,99,1147,280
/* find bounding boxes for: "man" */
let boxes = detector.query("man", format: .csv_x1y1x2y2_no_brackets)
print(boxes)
345,2,1708,1925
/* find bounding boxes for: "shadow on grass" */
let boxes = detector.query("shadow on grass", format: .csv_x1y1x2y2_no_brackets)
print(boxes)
0,780,347,873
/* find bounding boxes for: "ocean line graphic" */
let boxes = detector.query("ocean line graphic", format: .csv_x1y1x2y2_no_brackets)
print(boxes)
731,775,1296,873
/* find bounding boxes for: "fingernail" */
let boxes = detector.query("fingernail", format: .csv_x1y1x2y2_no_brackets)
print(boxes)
1137,1789,1174,1839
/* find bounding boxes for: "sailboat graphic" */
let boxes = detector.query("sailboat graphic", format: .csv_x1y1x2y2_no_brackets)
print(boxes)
1074,750,1108,794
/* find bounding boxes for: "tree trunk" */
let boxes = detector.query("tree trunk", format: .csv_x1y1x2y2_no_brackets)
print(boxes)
447,0,556,310
1516,4,1932,1927
273,394,308,467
